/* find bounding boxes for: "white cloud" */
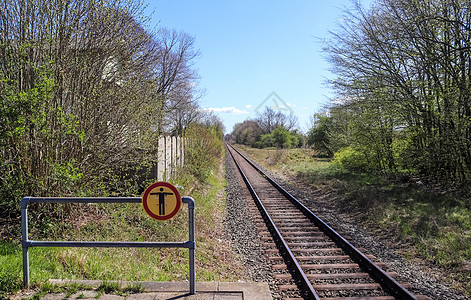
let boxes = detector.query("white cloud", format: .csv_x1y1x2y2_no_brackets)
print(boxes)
286,102,296,108
245,104,252,108
203,107,249,115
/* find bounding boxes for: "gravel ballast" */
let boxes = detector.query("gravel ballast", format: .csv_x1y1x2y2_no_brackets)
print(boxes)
224,150,284,299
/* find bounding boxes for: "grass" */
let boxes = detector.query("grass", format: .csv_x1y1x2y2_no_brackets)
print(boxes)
1,152,247,299
238,145,471,297
0,240,23,298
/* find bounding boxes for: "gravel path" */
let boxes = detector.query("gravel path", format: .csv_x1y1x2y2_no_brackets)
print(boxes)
224,148,468,300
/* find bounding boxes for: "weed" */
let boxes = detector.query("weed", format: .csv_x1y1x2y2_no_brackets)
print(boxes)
29,282,62,300
122,283,145,294
94,290,103,299
64,288,77,298
97,281,121,295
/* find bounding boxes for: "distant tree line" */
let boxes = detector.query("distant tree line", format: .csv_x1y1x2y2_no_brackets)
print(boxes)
307,0,471,185
228,107,305,149
0,0,217,217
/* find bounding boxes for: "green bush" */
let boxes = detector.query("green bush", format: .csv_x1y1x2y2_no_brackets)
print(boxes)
333,146,370,172
258,126,301,149
260,133,274,148
185,123,223,182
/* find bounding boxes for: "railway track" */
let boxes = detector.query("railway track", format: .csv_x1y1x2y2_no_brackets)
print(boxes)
226,144,430,300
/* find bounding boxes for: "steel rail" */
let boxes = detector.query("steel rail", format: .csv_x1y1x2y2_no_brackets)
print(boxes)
227,145,320,300
229,144,418,300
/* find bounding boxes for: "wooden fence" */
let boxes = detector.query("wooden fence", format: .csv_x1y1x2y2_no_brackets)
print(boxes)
153,136,185,181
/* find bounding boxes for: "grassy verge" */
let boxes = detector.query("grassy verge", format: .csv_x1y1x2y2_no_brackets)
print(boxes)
1,153,246,299
237,145,471,296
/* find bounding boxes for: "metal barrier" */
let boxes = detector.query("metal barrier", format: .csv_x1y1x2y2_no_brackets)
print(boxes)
21,196,195,294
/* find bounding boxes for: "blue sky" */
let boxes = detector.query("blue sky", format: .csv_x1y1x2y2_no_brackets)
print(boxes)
146,0,373,133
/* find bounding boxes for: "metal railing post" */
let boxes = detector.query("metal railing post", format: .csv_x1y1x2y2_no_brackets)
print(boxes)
21,197,30,288
183,196,195,295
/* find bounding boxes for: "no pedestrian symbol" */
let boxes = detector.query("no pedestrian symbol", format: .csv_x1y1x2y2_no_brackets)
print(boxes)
142,182,182,221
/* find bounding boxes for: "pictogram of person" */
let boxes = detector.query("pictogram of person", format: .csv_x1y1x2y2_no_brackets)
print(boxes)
150,188,174,215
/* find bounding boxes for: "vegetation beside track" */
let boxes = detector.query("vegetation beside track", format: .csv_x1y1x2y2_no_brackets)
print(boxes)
1,125,246,299
237,145,471,297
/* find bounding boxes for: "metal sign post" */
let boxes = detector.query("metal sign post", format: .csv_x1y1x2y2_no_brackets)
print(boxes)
183,196,195,294
21,195,196,295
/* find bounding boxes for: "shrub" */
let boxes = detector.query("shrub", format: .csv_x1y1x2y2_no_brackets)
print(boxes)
333,146,370,172
184,124,223,182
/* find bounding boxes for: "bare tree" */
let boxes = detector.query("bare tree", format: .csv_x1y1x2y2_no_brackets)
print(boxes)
231,120,262,145
256,107,298,133
151,29,200,134
324,0,471,181
0,0,203,210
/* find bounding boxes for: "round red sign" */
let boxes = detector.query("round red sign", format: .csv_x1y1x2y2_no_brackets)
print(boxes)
142,181,182,221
